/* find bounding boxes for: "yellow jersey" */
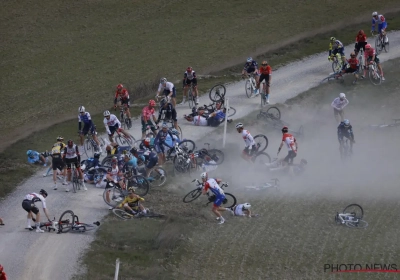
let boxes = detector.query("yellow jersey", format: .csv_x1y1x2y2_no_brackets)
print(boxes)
118,195,144,207
51,142,66,155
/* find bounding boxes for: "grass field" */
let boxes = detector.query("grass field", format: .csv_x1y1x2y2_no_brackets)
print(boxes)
76,58,400,280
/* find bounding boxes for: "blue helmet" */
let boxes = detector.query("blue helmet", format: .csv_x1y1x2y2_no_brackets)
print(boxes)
246,57,253,62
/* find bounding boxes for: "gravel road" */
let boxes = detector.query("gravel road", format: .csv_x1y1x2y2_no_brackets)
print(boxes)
0,31,399,280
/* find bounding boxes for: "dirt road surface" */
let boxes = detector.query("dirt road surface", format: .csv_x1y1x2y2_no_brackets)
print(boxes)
0,31,399,280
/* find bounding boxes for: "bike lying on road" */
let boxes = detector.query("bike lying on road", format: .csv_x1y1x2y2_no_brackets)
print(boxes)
244,178,280,191
334,204,368,229
112,203,166,220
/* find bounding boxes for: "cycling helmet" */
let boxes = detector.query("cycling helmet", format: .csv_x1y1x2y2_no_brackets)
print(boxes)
282,126,288,133
200,172,208,179
300,159,308,165
330,37,336,41
94,152,101,158
26,150,33,156
235,123,244,129
78,106,85,113
124,152,132,159
160,77,167,84
39,189,48,197
161,123,168,129
187,66,193,72
67,140,73,147
149,99,156,107
57,136,64,141
103,110,111,117
111,156,118,163
350,52,356,58
339,92,346,99
242,203,251,210
262,60,268,65
358,30,365,35
372,11,378,16
117,83,124,90
170,128,180,136
365,44,372,50
246,57,253,62
143,138,151,147
343,119,350,126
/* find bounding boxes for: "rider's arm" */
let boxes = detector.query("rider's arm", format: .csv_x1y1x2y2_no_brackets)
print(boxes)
75,145,81,162
202,182,209,195
215,178,222,184
331,98,339,110
371,18,376,32
103,118,112,134
156,83,162,97
78,115,82,131
278,141,284,154
43,208,51,221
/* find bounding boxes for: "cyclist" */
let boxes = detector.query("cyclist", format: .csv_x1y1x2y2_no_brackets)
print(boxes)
328,37,347,70
200,172,230,224
113,84,132,125
331,92,349,124
50,136,67,190
228,203,252,218
154,123,174,165
181,66,199,105
354,30,368,56
63,140,87,191
21,189,51,233
242,57,259,95
117,187,147,216
337,119,355,156
103,110,131,143
235,123,257,162
340,52,360,84
26,150,47,166
156,77,176,108
78,106,102,152
106,156,126,189
371,12,388,43
257,60,272,104
157,98,178,130
184,107,232,127
363,43,385,81
141,100,158,139
131,146,159,178
277,126,298,165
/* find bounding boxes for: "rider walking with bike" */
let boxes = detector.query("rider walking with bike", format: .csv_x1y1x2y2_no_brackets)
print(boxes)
337,119,355,157
180,66,199,105
78,106,102,153
113,84,132,126
21,189,51,233
236,123,257,162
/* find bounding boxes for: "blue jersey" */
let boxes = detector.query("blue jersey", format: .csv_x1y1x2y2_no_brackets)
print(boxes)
154,130,173,145
78,112,94,130
27,151,40,163
243,61,258,71
215,110,225,121
125,157,138,169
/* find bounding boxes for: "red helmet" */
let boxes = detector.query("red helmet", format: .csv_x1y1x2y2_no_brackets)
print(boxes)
143,138,150,147
149,100,156,107
358,30,364,35
187,66,193,72
365,44,372,50
67,140,73,147
117,84,124,90
282,126,289,133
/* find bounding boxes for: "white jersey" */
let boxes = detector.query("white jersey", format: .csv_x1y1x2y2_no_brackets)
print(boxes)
331,97,349,110
64,144,78,159
185,70,196,80
242,130,255,147
24,192,47,209
108,166,119,182
104,114,121,134
234,204,246,216
203,178,224,196
282,133,297,152
158,82,174,92
193,115,208,126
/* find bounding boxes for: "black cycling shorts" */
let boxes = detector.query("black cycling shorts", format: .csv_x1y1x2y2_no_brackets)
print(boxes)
52,156,65,170
259,74,270,85
354,42,367,52
22,200,39,214
184,78,197,86
65,157,80,169
284,150,297,164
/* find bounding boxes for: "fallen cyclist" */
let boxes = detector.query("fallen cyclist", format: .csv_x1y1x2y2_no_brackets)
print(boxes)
227,203,256,218
265,158,308,176
116,187,148,216
184,106,232,127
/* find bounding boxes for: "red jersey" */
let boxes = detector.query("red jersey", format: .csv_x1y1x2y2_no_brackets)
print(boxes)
115,88,129,101
282,133,296,152
0,271,7,280
356,34,367,43
259,65,272,75
347,58,359,70
364,48,376,58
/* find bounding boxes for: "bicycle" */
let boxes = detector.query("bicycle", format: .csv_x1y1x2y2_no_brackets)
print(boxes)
183,179,237,208
339,138,352,160
145,166,167,187
256,106,281,121
334,204,368,229
259,80,271,106
330,53,343,73
114,128,136,147
116,104,132,130
368,118,400,129
357,49,365,73
186,83,196,109
244,178,280,191
373,31,389,55
163,119,183,139
244,72,257,98
70,163,83,193
57,210,100,233
367,61,382,86
82,128,101,158
103,177,150,207
320,71,344,84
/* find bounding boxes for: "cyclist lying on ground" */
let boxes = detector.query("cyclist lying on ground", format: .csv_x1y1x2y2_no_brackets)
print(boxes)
116,187,147,216
106,156,126,189
105,142,131,156
130,147,158,178
184,107,232,127
84,171,108,188
228,203,252,218
26,150,48,166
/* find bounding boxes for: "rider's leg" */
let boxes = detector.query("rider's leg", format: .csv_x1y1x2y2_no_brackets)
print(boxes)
181,85,188,104
173,120,178,130
377,63,384,78
79,132,84,146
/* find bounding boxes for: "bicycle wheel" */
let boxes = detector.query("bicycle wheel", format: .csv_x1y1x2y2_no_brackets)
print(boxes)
207,149,224,165
245,79,252,98
332,60,341,73
222,193,237,208
209,84,226,102
148,167,167,187
101,155,113,168
125,118,132,130
173,154,191,173
128,175,150,197
374,36,381,55
383,40,389,53
179,140,196,153
368,65,381,85
188,88,194,109
177,126,183,139
346,219,368,229
183,188,202,203
266,106,281,120
343,204,364,220
254,134,268,152
112,209,133,220
58,210,75,233
252,152,271,164
227,106,236,117
83,139,92,158
72,169,78,193
103,186,124,207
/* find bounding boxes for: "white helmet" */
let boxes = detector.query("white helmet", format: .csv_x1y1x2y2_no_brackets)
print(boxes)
246,57,253,62
339,92,346,99
200,172,208,179
372,11,378,16
235,123,244,129
242,203,251,210
160,77,167,84
78,106,85,113
103,110,111,117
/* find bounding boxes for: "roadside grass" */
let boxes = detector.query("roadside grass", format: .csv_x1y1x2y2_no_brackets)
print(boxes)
2,1,400,148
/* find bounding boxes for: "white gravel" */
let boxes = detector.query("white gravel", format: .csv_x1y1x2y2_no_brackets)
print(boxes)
0,31,399,280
